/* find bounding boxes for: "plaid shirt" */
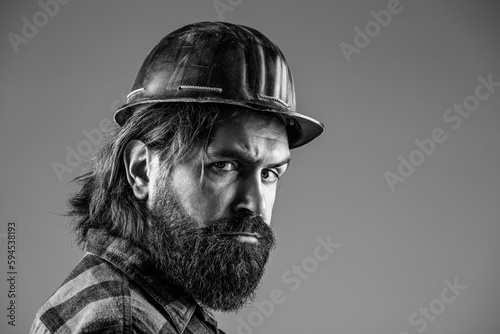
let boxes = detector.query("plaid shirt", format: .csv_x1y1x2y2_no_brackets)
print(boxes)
30,229,227,334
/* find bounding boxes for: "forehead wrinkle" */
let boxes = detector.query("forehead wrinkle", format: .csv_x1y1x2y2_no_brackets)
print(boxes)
207,112,290,165
238,135,289,166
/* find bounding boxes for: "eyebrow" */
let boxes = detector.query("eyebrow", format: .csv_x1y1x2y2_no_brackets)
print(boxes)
207,147,291,169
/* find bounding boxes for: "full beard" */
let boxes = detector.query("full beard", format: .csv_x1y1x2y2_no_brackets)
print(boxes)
146,175,276,312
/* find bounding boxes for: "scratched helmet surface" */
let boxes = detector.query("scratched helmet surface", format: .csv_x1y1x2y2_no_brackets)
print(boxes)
114,21,324,148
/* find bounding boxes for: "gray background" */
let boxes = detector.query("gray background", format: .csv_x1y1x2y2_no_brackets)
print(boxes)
1,0,499,333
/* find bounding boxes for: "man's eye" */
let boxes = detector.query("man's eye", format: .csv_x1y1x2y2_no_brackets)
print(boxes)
261,169,280,183
212,162,237,171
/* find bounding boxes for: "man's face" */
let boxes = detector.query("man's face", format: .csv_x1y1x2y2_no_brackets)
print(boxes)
146,113,290,311
165,113,291,228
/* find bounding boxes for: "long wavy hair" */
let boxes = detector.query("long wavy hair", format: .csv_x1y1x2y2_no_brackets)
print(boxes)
67,103,224,247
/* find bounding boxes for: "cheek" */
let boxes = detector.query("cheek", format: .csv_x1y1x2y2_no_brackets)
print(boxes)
195,179,234,221
170,166,231,223
263,189,277,217
169,165,201,214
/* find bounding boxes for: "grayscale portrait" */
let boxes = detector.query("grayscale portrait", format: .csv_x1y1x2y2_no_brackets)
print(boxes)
1,1,499,333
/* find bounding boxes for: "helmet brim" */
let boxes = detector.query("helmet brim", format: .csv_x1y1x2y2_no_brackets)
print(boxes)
114,100,324,149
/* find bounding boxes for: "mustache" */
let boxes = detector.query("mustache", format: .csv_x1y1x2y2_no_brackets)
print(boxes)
200,214,275,244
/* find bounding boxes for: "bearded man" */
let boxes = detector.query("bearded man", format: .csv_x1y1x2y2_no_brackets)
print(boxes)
30,22,323,334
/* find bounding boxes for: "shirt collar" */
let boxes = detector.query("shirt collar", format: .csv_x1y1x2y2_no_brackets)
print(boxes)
85,228,217,333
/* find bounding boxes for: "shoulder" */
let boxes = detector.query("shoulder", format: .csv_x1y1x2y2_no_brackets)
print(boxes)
30,254,132,334
128,285,179,333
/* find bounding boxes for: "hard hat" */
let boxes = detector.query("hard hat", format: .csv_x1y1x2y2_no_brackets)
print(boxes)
114,21,324,148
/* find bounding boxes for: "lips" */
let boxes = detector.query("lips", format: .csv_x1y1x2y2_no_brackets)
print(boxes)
219,232,262,239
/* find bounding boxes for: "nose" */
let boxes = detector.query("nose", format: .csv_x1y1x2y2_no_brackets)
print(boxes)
233,173,268,222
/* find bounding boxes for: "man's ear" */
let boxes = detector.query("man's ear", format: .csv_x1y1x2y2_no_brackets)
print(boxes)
123,140,154,200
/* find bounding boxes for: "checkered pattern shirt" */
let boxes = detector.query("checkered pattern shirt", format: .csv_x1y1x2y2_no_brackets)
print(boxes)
30,228,227,334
